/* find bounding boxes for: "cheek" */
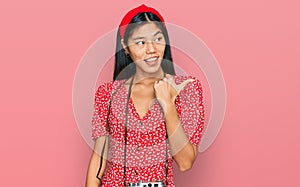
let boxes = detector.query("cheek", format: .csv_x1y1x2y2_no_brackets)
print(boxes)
157,45,166,55
129,48,145,60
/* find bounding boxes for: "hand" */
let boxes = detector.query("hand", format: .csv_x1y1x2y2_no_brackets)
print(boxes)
154,75,194,112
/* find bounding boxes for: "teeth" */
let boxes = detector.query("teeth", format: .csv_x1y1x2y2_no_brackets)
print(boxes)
145,57,158,62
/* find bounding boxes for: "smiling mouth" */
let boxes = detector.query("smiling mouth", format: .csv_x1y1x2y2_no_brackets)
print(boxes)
144,57,159,66
144,57,159,62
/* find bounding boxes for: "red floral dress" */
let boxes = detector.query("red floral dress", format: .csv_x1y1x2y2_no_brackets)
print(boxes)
91,75,205,187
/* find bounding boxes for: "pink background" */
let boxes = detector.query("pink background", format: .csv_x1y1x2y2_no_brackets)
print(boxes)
1,0,299,186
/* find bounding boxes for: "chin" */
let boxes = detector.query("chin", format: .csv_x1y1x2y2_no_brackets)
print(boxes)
143,67,161,77
135,59,163,76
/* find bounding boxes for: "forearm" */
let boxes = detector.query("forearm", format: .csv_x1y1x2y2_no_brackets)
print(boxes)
164,103,197,171
86,137,108,187
86,151,101,187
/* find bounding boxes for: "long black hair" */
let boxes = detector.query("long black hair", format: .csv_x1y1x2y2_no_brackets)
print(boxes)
113,12,176,80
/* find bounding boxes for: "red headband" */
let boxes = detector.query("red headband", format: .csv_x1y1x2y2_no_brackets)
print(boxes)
119,4,165,39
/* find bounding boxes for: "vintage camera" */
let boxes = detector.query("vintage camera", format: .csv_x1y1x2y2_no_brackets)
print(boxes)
128,181,165,187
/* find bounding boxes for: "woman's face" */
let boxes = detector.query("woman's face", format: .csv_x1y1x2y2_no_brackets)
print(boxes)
122,21,166,76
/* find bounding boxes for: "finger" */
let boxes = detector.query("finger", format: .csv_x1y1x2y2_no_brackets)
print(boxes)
163,76,194,93
165,74,172,79
163,76,180,91
168,76,174,83
153,80,159,88
164,76,174,85
174,78,194,93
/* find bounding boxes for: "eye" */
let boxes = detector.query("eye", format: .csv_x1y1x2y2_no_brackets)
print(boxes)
155,37,162,41
155,37,164,43
136,41,145,45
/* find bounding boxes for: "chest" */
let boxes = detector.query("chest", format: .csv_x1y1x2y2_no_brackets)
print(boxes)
130,84,156,119
108,83,166,141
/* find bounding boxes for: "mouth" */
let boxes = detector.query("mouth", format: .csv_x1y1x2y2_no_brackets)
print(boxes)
144,57,159,66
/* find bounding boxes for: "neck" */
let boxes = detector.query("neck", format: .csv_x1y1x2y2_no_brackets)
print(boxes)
133,69,165,85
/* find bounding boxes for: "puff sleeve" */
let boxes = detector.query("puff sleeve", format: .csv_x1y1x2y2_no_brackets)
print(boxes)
91,82,111,141
176,76,205,146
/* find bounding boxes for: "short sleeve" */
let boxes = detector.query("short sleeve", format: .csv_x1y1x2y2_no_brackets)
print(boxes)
177,76,205,146
91,82,111,141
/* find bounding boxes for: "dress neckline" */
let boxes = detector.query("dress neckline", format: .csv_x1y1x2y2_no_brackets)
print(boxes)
121,74,178,121
122,80,157,121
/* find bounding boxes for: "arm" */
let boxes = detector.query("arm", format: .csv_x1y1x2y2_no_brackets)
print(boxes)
86,150,101,187
86,82,112,186
164,103,198,171
154,76,204,171
86,137,108,187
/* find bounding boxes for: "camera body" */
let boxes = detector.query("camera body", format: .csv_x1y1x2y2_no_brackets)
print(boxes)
128,181,165,187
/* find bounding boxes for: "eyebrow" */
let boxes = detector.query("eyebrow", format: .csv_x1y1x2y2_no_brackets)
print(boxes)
132,31,163,40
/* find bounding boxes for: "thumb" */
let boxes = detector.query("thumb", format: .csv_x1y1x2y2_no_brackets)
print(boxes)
173,78,194,93
164,75,195,94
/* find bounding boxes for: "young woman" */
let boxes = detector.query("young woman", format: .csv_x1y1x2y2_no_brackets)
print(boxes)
86,4,205,187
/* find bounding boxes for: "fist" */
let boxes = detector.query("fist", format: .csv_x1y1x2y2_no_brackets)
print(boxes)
154,75,194,111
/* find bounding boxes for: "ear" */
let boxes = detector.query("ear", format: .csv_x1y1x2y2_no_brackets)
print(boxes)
121,39,129,55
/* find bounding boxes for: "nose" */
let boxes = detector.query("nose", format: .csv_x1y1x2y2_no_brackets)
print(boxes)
146,41,156,54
